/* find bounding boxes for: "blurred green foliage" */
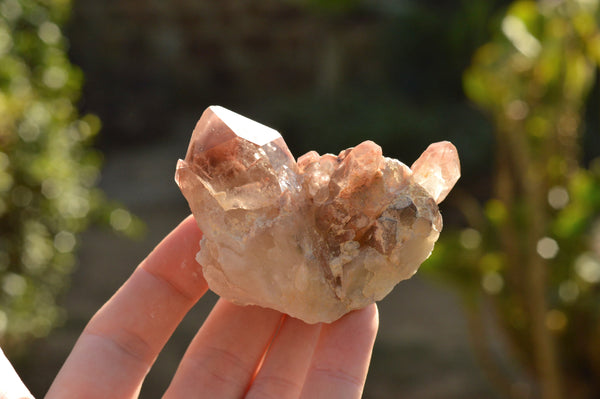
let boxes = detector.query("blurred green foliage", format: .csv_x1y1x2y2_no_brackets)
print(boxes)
255,0,513,180
0,0,140,356
425,1,600,398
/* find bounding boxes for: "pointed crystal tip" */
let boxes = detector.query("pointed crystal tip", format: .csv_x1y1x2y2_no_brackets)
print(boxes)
410,141,460,204
209,106,281,146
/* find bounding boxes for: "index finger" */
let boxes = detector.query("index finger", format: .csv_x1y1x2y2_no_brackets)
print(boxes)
46,215,207,399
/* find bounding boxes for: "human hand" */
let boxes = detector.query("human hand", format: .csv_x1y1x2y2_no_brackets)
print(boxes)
2,215,378,398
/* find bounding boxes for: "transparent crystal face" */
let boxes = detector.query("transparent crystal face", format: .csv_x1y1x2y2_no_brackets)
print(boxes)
411,141,461,204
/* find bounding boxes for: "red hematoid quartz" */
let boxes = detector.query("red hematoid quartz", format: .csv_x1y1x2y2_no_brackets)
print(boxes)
175,106,460,323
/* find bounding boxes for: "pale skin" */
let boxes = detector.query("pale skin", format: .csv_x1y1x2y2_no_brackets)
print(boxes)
2,215,379,399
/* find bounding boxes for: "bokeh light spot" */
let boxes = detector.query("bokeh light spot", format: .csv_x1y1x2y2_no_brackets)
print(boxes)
545,309,567,332
41,179,61,199
27,103,50,126
38,21,61,44
43,66,68,89
460,228,482,249
548,186,569,209
575,253,600,283
0,0,22,21
2,273,26,297
558,280,579,303
57,193,90,218
482,271,504,294
18,120,40,142
536,237,559,259
54,231,76,253
502,15,542,58
110,208,132,231
506,99,529,120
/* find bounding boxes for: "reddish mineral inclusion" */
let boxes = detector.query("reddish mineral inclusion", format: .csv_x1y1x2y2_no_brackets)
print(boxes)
176,106,460,323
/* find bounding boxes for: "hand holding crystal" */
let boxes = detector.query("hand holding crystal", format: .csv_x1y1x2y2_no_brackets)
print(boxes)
2,106,456,398
0,216,377,399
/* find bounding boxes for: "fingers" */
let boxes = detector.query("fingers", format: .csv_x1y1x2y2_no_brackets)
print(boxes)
163,299,283,399
46,215,207,399
245,315,321,399
44,212,379,399
299,304,379,399
1,347,34,399
166,302,377,399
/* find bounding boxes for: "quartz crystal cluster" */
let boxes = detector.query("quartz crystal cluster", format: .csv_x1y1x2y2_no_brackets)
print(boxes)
175,106,460,323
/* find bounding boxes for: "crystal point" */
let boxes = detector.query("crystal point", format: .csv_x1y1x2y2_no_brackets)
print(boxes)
175,107,460,323
411,141,461,204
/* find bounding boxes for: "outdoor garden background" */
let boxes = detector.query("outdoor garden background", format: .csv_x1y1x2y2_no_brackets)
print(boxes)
1,0,600,398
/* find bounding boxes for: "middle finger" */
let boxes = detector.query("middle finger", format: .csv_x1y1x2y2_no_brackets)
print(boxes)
245,315,321,399
163,299,283,398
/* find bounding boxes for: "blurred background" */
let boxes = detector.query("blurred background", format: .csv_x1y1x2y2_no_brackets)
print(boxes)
1,0,599,398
